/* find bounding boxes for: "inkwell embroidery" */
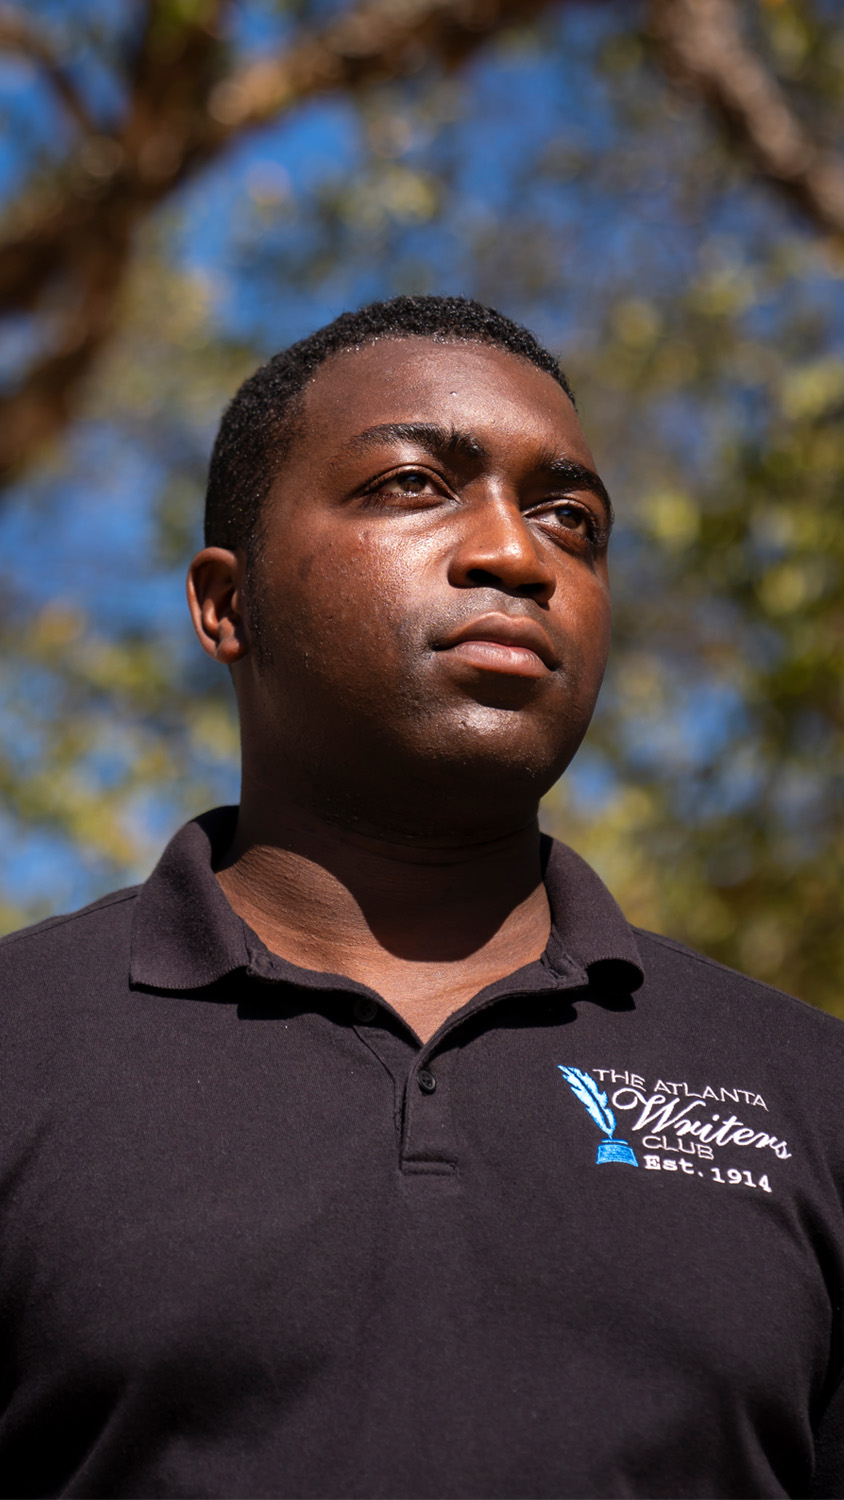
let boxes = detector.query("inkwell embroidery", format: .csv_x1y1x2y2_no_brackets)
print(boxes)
558,1066,638,1166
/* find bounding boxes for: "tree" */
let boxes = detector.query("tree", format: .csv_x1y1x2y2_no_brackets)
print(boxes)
0,0,842,1012
1,0,843,489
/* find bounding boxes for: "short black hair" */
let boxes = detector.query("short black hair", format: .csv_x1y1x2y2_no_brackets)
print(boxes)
204,294,575,555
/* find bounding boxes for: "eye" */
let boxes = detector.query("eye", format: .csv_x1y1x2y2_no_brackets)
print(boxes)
530,499,599,545
395,471,435,495
548,503,591,535
365,469,443,502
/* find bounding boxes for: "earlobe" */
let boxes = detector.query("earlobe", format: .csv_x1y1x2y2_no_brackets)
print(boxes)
186,548,250,665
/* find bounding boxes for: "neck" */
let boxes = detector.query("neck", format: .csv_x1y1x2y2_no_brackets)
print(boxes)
215,789,550,1043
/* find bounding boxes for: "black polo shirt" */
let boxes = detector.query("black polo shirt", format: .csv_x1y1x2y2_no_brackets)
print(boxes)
1,807,844,1499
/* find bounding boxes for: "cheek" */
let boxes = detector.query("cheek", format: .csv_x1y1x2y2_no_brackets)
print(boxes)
265,530,431,676
556,570,612,670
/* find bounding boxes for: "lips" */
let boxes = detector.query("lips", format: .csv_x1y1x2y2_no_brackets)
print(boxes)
436,613,558,678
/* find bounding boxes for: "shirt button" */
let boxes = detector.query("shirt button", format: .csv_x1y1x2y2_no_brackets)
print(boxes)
418,1069,437,1094
353,996,378,1023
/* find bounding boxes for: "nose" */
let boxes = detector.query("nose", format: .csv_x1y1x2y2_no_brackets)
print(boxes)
447,494,556,605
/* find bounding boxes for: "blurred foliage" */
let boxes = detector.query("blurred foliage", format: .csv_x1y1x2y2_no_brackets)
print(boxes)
552,327,844,1012
0,0,842,1013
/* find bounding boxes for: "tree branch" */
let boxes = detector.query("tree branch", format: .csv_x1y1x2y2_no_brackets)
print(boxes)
0,4,96,136
647,0,844,240
0,0,567,489
203,0,555,135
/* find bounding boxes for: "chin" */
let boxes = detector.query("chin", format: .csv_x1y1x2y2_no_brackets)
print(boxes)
410,704,587,799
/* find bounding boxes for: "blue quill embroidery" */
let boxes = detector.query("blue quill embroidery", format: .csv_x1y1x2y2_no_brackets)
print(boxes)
557,1065,639,1166
558,1066,616,1139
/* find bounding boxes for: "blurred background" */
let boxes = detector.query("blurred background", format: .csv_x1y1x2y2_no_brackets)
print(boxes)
0,0,841,1010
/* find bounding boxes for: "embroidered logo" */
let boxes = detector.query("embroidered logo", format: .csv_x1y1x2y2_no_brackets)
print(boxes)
558,1065,638,1166
556,1065,792,1194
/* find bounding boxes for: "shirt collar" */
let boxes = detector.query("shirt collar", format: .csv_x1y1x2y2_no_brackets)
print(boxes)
130,806,643,998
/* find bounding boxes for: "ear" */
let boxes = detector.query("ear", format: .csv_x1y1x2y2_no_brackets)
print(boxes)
186,548,249,665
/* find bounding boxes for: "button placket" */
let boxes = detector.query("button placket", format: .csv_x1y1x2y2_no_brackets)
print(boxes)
349,997,422,1144
401,1051,457,1175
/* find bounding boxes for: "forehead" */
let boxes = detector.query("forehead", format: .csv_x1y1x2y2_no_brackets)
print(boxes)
291,337,595,468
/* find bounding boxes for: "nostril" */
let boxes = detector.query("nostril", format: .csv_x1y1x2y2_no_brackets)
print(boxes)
465,568,504,588
463,568,553,602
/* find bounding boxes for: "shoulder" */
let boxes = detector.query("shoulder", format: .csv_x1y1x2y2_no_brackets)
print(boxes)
0,887,147,1127
633,924,844,1062
0,887,144,1093
626,929,844,1181
0,885,141,984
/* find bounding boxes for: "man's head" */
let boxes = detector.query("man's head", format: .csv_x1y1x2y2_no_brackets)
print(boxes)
189,296,613,840
204,295,575,564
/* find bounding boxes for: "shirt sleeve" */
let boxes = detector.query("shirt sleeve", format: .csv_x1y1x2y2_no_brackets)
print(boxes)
812,1372,844,1498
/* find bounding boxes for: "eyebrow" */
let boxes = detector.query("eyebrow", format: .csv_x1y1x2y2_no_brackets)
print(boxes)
343,422,488,466
342,421,614,528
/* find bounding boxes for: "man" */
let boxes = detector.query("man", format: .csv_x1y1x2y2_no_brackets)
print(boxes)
1,295,842,1499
